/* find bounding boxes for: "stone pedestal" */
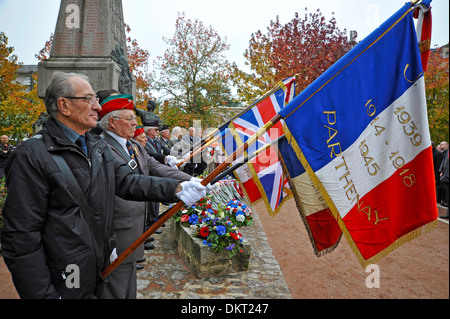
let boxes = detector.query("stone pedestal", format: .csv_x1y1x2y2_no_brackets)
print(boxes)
38,0,134,98
38,57,121,97
172,221,251,278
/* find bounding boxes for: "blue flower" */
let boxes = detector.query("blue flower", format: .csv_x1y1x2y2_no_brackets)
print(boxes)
225,244,235,251
203,240,208,245
189,214,199,224
216,225,226,236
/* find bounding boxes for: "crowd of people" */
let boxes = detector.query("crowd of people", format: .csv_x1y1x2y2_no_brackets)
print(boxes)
0,71,448,299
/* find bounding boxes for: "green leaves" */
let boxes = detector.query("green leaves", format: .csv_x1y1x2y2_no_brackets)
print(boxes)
152,12,233,128
1,34,45,143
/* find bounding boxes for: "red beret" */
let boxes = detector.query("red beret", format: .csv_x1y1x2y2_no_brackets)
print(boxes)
134,126,145,137
98,94,134,119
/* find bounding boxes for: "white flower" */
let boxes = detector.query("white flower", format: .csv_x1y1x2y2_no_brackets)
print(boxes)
236,214,245,222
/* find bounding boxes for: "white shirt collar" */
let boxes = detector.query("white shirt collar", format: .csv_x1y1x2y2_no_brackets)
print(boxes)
107,130,129,155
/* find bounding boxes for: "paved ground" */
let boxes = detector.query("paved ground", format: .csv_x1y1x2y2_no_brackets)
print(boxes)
136,205,290,299
0,203,291,300
1,200,448,299
257,200,449,299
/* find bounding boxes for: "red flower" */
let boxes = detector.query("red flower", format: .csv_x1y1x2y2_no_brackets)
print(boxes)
230,233,239,241
199,226,210,238
180,214,189,223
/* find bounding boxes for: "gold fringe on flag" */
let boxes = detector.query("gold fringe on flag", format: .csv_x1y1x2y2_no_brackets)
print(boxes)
283,125,438,268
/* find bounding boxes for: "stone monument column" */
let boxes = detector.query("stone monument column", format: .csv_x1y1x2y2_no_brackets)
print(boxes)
37,0,135,98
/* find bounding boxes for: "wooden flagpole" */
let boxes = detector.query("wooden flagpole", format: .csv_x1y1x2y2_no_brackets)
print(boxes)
210,135,286,184
100,114,282,280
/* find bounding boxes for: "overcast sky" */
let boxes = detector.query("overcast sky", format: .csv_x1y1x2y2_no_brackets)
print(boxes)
0,0,448,71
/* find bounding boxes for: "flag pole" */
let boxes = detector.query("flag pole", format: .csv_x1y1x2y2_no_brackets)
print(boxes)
100,113,282,281
156,135,286,223
175,130,233,168
176,75,297,168
176,133,220,168
210,135,286,184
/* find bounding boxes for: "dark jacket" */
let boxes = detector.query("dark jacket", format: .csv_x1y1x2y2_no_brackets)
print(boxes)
433,147,444,183
1,118,180,299
159,137,171,156
0,143,14,168
440,149,449,184
144,140,165,164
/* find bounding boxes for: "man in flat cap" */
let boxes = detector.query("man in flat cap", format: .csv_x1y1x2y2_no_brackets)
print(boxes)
1,72,205,299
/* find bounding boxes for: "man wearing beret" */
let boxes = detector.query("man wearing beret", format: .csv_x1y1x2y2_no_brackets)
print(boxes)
134,125,147,147
98,94,193,298
1,72,206,299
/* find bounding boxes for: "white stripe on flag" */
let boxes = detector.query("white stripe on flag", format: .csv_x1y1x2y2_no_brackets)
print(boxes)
316,77,430,218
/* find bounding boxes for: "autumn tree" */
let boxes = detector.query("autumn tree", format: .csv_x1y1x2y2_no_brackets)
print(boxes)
35,34,53,62
233,8,356,104
0,32,45,143
0,32,24,102
152,12,233,128
425,47,449,143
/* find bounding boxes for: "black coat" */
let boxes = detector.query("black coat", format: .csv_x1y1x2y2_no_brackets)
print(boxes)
1,117,180,299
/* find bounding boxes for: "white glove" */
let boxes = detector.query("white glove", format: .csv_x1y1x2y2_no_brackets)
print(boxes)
215,145,223,155
190,177,213,192
176,181,206,206
109,248,118,263
165,155,178,169
183,151,192,160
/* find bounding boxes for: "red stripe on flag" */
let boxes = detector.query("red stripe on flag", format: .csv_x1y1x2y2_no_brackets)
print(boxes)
257,98,277,123
242,179,262,203
342,147,437,260
305,208,343,252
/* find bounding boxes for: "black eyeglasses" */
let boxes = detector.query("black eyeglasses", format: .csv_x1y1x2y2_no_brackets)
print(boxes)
63,95,99,104
113,116,138,122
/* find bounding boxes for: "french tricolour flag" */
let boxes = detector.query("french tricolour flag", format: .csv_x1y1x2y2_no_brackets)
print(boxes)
279,1,437,267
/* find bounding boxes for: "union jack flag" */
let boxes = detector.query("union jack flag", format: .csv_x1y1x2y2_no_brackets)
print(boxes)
219,76,296,215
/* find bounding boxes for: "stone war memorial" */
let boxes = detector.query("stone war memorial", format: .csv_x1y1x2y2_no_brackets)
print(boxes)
37,0,135,99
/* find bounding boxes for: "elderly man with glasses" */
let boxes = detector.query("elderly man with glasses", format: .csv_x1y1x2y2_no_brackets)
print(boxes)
0,72,206,299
